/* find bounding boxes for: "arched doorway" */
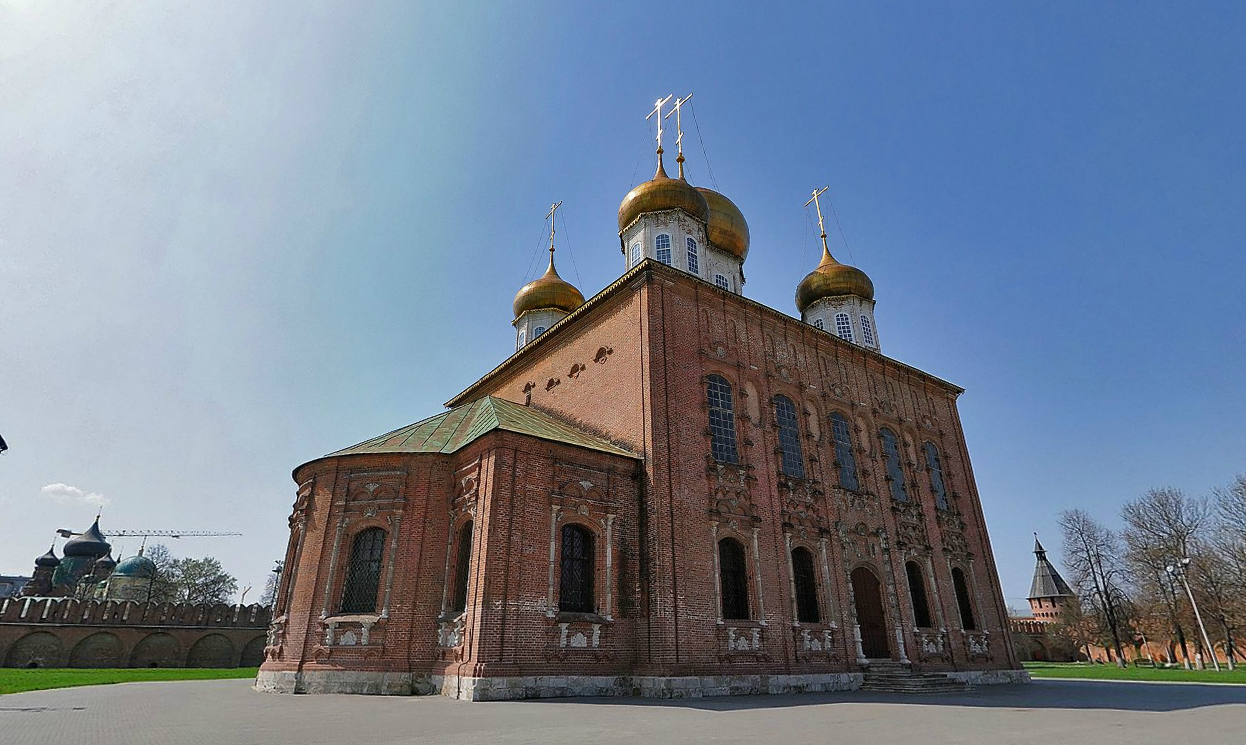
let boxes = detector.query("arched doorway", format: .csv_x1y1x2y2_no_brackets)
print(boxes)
851,566,890,659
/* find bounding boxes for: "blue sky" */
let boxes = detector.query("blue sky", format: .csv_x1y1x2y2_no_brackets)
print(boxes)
2,1,1243,609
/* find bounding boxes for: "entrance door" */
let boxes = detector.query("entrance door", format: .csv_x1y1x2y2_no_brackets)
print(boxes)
851,566,891,659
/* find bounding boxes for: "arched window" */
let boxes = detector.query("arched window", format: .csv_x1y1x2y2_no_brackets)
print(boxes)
830,412,859,491
924,442,949,510
714,274,730,290
774,395,805,479
655,234,672,265
952,567,976,630
880,427,908,502
706,374,739,464
340,527,386,614
517,329,526,347
718,538,750,620
906,561,932,628
835,313,854,342
686,237,699,274
791,546,820,623
860,315,875,347
450,522,473,614
559,524,595,613
630,243,641,267
533,326,546,337
813,318,824,330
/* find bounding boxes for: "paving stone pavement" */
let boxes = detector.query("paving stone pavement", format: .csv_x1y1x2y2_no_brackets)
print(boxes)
2,678,1244,745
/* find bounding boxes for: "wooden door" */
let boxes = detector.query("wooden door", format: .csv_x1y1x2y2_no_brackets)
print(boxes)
851,566,891,659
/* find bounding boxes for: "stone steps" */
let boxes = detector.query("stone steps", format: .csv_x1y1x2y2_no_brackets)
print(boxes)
860,664,971,694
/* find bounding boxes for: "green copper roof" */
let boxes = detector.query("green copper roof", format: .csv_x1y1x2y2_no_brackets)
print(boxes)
327,396,638,460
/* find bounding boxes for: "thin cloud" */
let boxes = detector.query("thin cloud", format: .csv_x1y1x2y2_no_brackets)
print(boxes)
40,483,110,508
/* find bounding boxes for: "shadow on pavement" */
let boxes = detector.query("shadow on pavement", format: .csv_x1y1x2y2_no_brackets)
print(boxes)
521,679,1246,713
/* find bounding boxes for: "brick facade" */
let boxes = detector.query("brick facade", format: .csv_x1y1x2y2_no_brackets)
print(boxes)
258,260,1025,699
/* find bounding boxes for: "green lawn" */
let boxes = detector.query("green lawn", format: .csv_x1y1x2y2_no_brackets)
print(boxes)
1024,661,1246,684
0,667,258,695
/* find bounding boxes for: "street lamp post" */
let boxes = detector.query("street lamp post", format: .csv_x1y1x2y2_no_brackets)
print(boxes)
1167,558,1221,673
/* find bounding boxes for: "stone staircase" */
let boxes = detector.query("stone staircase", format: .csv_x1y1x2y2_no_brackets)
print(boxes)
860,661,971,694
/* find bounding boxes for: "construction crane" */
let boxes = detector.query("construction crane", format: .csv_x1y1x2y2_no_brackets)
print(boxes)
55,528,242,540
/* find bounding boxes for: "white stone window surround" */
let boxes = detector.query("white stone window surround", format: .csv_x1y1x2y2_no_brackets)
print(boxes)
860,315,875,347
546,506,615,622
686,237,699,274
655,233,672,265
514,308,568,351
619,210,745,293
834,313,854,342
714,274,730,290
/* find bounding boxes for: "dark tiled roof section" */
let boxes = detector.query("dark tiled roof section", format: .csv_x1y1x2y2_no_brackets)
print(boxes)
326,396,638,460
1028,538,1074,599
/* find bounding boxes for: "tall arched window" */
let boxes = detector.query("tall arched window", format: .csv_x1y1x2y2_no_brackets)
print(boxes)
686,237,699,274
718,537,750,620
924,442,949,510
559,524,595,613
952,567,976,630
860,315,876,347
830,412,859,491
450,522,473,614
880,427,908,502
791,546,820,623
706,374,739,464
835,313,854,342
655,234,672,265
517,329,526,347
906,561,933,628
340,527,386,614
774,395,805,479
534,326,547,337
630,243,641,267
714,274,730,290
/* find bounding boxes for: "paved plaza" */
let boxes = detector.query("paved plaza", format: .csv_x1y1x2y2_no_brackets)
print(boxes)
2,678,1244,745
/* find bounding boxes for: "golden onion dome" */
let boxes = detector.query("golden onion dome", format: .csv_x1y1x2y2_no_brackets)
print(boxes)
696,187,750,260
513,252,585,319
795,247,875,313
618,159,710,232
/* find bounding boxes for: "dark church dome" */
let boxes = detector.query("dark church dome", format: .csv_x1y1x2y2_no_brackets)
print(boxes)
62,518,112,558
35,545,61,568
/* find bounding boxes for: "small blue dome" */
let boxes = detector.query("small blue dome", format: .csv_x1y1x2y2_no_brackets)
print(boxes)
113,554,157,579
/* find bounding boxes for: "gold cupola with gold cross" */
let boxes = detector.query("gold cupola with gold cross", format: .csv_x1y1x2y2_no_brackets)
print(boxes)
796,187,880,351
617,94,746,294
513,203,584,350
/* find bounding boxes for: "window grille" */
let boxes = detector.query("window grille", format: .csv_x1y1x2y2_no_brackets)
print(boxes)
630,243,641,267
925,442,949,510
559,524,595,613
340,527,386,614
686,237,699,274
655,234,672,265
715,274,730,290
830,412,859,491
718,538,750,620
774,395,805,479
450,522,473,613
860,315,875,347
518,329,526,347
906,561,933,628
706,374,739,464
880,427,908,502
835,313,854,342
534,326,546,337
791,547,820,623
813,318,824,330
952,567,976,630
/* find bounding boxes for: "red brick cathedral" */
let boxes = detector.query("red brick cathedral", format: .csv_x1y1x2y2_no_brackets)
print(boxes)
258,109,1026,699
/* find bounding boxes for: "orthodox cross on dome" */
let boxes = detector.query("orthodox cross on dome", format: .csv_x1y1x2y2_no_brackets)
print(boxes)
545,200,563,261
804,186,832,256
646,94,674,164
664,92,693,179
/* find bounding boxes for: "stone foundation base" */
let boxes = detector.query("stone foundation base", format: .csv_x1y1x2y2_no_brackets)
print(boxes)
947,669,1031,686
254,670,434,695
256,668,1028,699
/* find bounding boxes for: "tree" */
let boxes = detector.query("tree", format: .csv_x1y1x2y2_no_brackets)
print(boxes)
144,544,239,604
1059,509,1131,667
1120,488,1210,665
